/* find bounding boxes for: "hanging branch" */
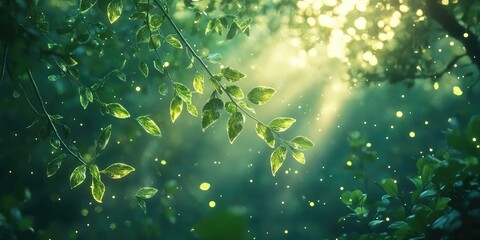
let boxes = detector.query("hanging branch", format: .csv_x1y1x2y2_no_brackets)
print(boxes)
416,53,468,80
0,45,7,88
27,68,87,165
152,1,297,145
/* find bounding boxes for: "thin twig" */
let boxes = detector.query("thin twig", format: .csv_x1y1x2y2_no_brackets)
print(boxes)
0,45,8,88
27,68,86,165
154,1,281,137
417,53,468,80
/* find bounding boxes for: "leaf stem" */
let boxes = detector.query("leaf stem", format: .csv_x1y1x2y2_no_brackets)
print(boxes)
27,68,87,165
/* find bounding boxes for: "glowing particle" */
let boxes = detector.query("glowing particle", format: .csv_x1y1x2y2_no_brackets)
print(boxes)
163,62,170,67
464,33,469,38
199,182,211,191
396,111,403,118
340,186,344,191
208,201,216,208
284,230,289,234
160,160,167,165
81,209,89,216
135,86,141,92
386,217,390,221
453,86,463,96
354,17,367,30
409,132,416,138
433,82,439,90
346,161,352,167
309,202,315,207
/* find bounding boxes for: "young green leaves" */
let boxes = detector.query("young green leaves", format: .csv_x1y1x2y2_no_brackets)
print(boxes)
47,154,67,177
201,98,223,131
136,115,162,137
247,87,276,105
89,164,105,203
105,103,130,119
70,165,87,189
101,163,135,179
107,0,123,24
79,0,98,13
227,112,245,143
270,146,287,176
135,187,158,214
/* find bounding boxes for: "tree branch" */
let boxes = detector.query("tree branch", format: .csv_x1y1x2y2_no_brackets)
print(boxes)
426,0,480,70
0,45,7,88
27,68,86,165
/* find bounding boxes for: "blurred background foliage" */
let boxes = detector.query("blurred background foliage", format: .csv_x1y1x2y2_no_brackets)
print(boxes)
1,0,479,239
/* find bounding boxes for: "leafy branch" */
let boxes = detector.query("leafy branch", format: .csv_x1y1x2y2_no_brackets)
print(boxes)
27,68,87,165
153,0,314,175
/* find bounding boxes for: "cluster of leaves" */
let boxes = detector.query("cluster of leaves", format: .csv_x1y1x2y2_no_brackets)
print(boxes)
338,115,480,239
2,0,313,213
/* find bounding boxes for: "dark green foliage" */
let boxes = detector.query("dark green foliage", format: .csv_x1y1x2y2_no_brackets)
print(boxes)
339,116,480,239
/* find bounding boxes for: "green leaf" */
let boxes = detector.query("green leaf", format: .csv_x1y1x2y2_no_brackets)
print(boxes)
435,197,451,210
166,34,183,49
135,187,158,200
226,22,239,40
369,220,385,229
107,0,123,24
205,19,214,34
221,67,246,82
158,83,168,96
70,165,86,189
225,85,244,100
209,75,223,94
204,53,222,64
388,221,408,229
174,82,192,104
256,122,275,148
292,149,305,164
89,164,101,180
227,112,245,143
214,18,223,35
96,124,112,151
270,146,287,176
247,86,276,105
238,101,255,114
79,0,98,13
170,96,183,123
79,92,88,109
115,70,126,82
47,154,67,177
49,137,60,149
381,178,398,197
201,98,223,131
101,163,135,179
137,199,147,214
268,117,296,132
85,88,94,102
153,59,164,74
106,103,130,119
90,165,105,203
193,72,204,94
290,136,314,150
186,103,198,116
149,34,162,50
419,189,437,199
149,14,164,30
48,75,61,81
136,115,162,137
225,101,237,114
139,61,149,78
136,25,149,44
